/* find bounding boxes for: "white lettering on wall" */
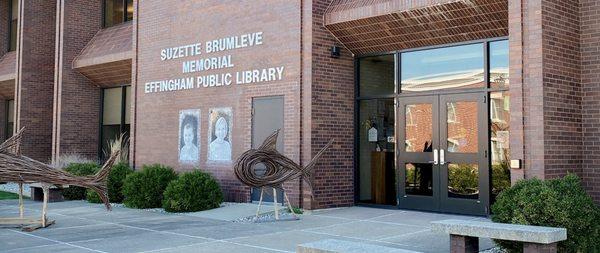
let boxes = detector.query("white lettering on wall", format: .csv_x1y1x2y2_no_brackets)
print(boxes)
160,43,202,61
146,31,284,94
182,55,234,73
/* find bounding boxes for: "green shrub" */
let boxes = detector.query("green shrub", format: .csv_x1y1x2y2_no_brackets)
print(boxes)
491,174,600,253
122,164,178,209
62,163,100,200
162,171,223,212
87,162,134,204
86,188,102,203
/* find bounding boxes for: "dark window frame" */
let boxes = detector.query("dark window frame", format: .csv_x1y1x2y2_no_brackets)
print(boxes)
98,85,130,160
354,37,510,207
8,0,17,52
5,99,13,140
102,0,133,28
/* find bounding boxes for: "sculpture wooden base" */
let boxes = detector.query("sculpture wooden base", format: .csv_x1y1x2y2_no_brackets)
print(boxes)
0,183,55,231
255,187,298,221
0,218,56,231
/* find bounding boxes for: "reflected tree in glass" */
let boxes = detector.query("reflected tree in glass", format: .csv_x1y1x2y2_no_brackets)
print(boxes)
448,164,479,199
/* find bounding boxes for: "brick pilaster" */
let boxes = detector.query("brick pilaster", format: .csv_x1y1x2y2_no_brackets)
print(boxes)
14,0,56,162
52,0,102,162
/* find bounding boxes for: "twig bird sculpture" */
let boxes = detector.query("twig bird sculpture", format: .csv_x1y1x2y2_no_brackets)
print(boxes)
0,129,120,211
234,129,333,219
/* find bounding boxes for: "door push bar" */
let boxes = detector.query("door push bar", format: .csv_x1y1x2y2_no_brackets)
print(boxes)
429,149,439,165
429,149,447,165
440,149,446,165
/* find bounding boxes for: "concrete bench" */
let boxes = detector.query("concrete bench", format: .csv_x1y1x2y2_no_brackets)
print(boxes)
431,219,567,253
297,239,421,253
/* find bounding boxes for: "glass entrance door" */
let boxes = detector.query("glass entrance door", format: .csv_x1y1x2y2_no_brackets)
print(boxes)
397,92,489,215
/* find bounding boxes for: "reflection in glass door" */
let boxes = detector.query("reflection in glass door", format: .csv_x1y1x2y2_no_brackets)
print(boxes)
397,93,489,215
397,96,439,210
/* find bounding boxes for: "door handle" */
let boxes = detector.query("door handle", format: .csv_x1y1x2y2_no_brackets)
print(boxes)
428,149,439,165
440,149,445,165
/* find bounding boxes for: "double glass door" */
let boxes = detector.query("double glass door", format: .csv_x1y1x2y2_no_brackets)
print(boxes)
397,92,489,215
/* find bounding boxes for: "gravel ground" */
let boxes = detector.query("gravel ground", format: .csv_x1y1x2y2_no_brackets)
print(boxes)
233,209,300,223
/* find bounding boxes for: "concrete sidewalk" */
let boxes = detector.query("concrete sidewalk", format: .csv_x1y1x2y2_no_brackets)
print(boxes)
0,200,496,253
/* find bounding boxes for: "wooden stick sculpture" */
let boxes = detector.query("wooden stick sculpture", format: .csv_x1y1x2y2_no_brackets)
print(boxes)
0,128,120,231
234,129,333,220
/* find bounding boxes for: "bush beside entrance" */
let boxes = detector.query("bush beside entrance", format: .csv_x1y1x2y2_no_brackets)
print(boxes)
87,162,134,204
162,171,223,213
62,163,100,200
122,164,178,209
491,174,600,252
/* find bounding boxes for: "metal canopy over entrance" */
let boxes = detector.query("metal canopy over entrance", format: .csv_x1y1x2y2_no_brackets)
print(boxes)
324,0,508,56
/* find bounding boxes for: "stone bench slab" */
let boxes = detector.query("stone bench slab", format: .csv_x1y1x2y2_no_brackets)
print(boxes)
431,219,566,244
297,239,421,253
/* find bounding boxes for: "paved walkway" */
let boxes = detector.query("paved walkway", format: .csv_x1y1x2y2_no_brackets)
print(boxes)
0,200,495,253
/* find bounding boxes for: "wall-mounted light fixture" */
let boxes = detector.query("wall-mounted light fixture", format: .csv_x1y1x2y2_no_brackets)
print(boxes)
331,46,340,58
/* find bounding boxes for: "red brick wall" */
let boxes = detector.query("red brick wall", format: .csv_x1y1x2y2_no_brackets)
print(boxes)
541,0,583,179
307,0,355,209
0,0,11,140
509,0,557,181
134,0,303,204
14,0,56,162
0,0,9,55
581,0,600,203
510,0,599,203
53,0,102,161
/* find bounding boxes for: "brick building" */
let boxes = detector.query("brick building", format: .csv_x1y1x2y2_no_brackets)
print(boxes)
0,0,598,215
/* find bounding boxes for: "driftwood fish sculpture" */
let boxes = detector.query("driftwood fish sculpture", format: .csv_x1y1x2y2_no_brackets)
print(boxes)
234,129,333,190
0,129,120,210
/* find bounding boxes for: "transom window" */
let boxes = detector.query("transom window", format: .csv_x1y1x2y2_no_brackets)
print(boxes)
401,43,485,93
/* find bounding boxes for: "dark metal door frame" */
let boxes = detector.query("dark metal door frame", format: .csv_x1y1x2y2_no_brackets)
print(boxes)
396,91,489,215
438,93,489,215
397,95,440,211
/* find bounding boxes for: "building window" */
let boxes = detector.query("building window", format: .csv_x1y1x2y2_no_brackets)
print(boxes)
5,99,14,140
100,86,130,160
489,40,509,89
8,0,17,51
447,102,457,123
490,91,510,203
406,105,415,126
447,139,459,153
104,0,133,28
401,43,485,92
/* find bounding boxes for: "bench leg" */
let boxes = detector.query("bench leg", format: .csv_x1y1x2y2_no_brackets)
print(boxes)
450,235,479,253
523,242,557,253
